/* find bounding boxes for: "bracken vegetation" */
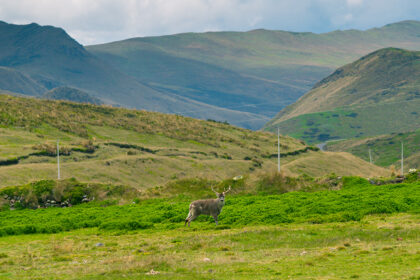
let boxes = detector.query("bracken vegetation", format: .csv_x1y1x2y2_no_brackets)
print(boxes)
0,176,418,237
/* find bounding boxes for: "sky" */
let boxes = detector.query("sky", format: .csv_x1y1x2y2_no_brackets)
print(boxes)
0,0,420,45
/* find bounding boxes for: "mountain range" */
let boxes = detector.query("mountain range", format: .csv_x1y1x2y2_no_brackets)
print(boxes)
1,20,420,129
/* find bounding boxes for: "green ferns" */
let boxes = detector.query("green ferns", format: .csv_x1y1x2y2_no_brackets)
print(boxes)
0,178,418,236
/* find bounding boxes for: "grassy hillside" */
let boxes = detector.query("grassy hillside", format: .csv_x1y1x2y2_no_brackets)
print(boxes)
0,177,418,278
265,48,420,143
326,130,420,169
88,21,420,127
0,94,389,189
268,99,420,143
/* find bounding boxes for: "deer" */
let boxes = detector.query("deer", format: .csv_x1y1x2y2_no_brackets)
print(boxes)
185,185,231,227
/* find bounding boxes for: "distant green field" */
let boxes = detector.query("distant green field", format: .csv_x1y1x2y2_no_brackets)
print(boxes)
273,100,420,144
326,129,420,168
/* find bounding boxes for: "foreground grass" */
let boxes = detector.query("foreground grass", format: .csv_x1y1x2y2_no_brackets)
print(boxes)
0,213,418,279
0,178,418,279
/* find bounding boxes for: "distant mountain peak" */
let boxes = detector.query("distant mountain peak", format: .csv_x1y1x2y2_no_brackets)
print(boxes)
0,20,88,68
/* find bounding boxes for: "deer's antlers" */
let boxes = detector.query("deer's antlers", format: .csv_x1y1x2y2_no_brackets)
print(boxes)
211,185,218,194
223,185,231,194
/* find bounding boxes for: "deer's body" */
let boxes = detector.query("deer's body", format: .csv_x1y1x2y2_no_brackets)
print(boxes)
185,186,231,227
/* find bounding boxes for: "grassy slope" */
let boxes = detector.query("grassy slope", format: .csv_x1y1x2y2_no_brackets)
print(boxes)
270,99,420,143
0,94,388,189
87,21,420,127
0,177,419,279
326,129,420,168
265,48,420,143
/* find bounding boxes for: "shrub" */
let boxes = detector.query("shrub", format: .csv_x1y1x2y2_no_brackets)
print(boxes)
404,171,419,183
32,180,55,200
0,179,137,210
256,172,298,194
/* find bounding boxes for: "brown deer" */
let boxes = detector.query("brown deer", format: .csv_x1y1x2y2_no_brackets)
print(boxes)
185,186,231,227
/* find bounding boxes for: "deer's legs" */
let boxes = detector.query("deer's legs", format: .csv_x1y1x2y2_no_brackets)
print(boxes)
188,213,198,227
213,215,218,225
185,210,198,227
185,211,192,226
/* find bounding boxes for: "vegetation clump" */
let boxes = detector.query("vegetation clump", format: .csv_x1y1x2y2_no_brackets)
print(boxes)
256,172,342,195
0,178,137,210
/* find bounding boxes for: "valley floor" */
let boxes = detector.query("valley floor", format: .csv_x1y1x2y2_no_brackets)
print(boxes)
0,213,418,279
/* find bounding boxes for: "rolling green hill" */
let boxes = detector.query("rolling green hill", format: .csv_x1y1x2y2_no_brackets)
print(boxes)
325,129,420,169
0,93,388,189
265,48,420,143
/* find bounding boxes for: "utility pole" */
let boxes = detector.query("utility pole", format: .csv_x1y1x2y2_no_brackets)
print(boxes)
369,148,372,164
277,127,281,173
401,141,404,176
57,140,60,180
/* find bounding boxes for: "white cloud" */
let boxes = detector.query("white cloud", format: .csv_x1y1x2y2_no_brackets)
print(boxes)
0,0,419,45
347,0,363,6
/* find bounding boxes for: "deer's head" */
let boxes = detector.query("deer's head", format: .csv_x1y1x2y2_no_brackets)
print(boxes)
211,185,231,203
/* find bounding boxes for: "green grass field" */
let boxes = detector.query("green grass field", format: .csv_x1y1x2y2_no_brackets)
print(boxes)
270,100,420,144
326,129,420,168
0,177,418,279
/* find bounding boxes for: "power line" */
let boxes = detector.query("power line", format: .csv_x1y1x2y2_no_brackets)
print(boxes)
401,141,404,175
57,140,60,180
277,127,281,173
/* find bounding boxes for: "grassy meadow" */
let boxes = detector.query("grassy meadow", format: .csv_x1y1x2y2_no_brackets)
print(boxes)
0,177,419,279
